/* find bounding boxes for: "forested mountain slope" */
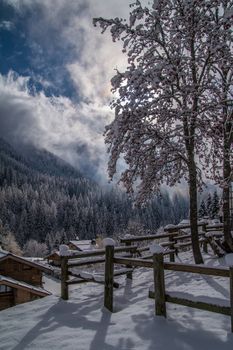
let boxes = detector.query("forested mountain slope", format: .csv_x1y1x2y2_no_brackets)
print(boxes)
0,138,189,250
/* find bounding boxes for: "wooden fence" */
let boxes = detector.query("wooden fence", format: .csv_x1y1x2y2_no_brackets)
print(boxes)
120,226,209,262
60,245,138,300
104,245,233,332
60,225,225,301
60,231,180,299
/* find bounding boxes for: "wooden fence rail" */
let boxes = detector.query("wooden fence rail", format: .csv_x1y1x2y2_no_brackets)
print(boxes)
120,229,208,262
60,244,138,301
120,232,179,244
104,245,233,332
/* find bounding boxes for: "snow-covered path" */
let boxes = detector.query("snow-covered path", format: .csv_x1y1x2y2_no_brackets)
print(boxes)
0,254,233,350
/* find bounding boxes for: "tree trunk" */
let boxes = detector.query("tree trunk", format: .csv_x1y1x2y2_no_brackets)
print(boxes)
222,131,233,251
188,154,204,264
187,15,203,264
222,69,233,252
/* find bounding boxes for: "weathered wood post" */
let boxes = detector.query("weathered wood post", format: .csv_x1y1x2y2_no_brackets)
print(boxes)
202,223,208,253
104,242,115,312
168,232,175,262
230,266,233,332
60,244,70,300
61,256,69,300
125,240,133,279
153,250,166,317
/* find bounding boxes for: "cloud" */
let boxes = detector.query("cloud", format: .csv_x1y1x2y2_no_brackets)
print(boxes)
0,20,14,31
0,71,111,181
0,0,134,181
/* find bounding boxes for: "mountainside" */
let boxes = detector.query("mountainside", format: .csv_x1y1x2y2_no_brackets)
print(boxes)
0,138,84,182
0,138,189,250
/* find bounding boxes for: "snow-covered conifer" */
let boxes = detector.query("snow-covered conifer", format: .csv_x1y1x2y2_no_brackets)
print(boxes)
198,200,207,219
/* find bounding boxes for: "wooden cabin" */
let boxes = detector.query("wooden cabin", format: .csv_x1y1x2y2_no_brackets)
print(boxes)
46,240,98,266
45,251,61,267
0,275,50,311
0,251,51,287
0,250,52,311
68,239,97,251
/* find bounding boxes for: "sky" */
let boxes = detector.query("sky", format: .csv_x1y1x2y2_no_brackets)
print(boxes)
0,0,134,181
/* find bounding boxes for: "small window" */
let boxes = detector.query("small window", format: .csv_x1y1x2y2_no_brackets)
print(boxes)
0,284,12,293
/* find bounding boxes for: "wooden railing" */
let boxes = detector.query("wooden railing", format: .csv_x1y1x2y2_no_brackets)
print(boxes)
120,229,208,262
103,245,233,332
60,245,138,300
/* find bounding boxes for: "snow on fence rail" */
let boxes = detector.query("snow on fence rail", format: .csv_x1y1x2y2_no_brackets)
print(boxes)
104,245,233,332
60,244,138,300
60,232,179,299
120,229,209,262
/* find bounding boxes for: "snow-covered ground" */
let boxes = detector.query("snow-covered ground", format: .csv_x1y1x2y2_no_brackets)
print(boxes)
0,252,233,350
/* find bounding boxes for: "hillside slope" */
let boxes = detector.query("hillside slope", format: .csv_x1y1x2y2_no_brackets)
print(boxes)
0,138,189,248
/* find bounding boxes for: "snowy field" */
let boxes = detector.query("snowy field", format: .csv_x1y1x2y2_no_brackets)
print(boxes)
0,252,233,350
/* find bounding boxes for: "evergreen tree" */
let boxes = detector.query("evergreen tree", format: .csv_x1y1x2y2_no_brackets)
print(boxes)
206,194,212,218
198,200,207,218
211,191,220,219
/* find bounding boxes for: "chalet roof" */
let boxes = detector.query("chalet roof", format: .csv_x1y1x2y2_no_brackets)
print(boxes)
0,248,9,258
0,275,51,297
45,251,60,260
0,249,52,273
69,240,93,251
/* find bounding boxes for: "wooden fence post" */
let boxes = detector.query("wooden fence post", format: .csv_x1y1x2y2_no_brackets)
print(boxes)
104,245,114,312
153,252,166,317
169,233,175,262
126,241,133,279
202,223,208,253
61,256,69,300
230,266,233,332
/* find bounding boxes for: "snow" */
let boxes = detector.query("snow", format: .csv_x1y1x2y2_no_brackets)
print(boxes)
164,224,176,229
0,251,233,349
0,248,8,258
124,234,133,238
224,253,233,267
102,238,116,247
149,243,165,254
59,244,71,256
198,219,208,224
0,275,51,295
206,231,223,238
211,219,221,224
80,271,94,279
43,275,61,295
93,275,104,283
69,240,94,251
179,219,190,226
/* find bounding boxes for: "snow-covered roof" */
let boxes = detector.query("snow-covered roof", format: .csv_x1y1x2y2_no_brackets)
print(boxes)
0,250,52,272
0,248,9,258
69,240,93,251
178,219,190,226
0,275,51,296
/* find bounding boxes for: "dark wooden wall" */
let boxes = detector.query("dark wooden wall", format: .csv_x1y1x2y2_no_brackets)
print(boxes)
0,258,43,286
